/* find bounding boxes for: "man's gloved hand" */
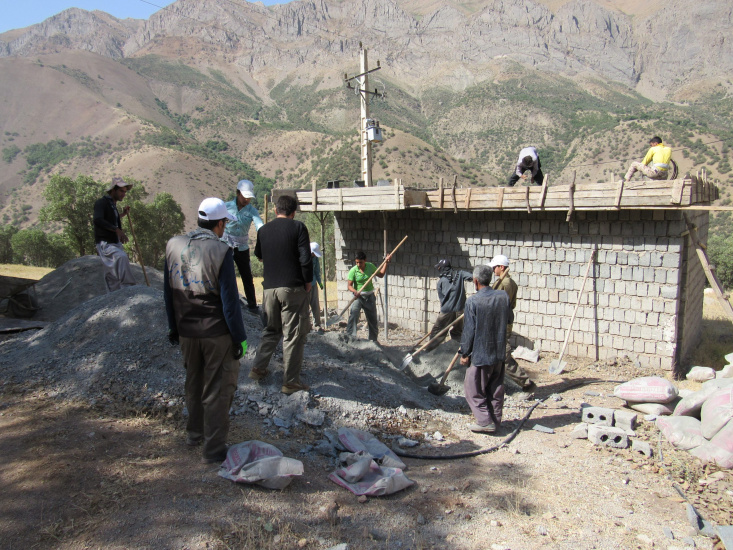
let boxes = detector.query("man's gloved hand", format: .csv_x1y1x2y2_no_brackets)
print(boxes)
233,340,248,360
168,329,179,345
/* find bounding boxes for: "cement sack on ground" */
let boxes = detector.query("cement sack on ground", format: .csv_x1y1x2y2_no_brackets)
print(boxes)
328,456,415,496
628,401,677,416
686,366,716,382
337,427,406,469
718,365,733,379
690,418,733,469
656,416,706,451
219,441,304,489
700,387,733,440
614,377,678,404
674,378,733,418
512,346,540,363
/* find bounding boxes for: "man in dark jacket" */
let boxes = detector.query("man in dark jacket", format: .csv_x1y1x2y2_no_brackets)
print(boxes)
164,197,247,464
424,259,473,352
460,265,513,434
93,177,136,292
248,195,313,395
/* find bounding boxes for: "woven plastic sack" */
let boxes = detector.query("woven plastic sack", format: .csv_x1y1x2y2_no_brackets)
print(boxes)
700,387,733,440
674,378,733,418
686,366,716,382
656,416,706,451
628,401,677,416
328,456,414,496
218,441,303,489
690,419,733,469
614,377,678,404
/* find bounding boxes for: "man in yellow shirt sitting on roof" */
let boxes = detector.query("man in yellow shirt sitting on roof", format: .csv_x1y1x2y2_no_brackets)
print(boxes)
623,136,673,182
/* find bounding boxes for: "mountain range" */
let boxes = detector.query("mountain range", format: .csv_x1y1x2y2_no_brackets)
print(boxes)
0,0,731,228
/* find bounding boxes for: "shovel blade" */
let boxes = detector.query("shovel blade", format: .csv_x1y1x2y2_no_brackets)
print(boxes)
427,383,449,396
326,314,342,327
399,353,413,371
548,359,566,375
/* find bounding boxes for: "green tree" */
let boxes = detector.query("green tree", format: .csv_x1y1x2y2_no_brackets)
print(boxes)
123,188,185,269
709,233,733,290
301,212,335,280
40,174,104,256
0,225,19,263
10,229,73,267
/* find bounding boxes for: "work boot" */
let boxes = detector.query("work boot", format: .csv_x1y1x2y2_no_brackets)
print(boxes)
517,381,537,400
281,382,310,395
468,421,496,434
186,436,203,447
201,448,228,464
248,367,268,381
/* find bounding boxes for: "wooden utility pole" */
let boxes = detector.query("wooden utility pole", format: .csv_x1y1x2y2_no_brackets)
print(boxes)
360,46,373,187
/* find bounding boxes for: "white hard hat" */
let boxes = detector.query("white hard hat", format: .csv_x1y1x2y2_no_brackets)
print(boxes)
237,179,255,199
488,254,509,268
198,197,235,221
310,242,322,257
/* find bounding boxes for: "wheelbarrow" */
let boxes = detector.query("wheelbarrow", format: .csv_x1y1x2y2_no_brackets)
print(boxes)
0,275,41,318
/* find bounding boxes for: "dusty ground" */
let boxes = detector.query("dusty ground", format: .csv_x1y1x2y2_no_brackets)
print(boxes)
1,259,732,550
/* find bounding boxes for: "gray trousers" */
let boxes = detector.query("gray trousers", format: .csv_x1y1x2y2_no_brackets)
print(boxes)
425,311,463,351
181,333,240,460
464,361,505,427
625,162,661,181
253,286,310,386
309,284,322,328
504,331,532,389
96,241,136,292
347,293,379,341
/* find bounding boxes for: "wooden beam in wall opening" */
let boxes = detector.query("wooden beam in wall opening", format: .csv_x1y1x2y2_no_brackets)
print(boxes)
566,171,576,222
614,179,624,209
539,175,548,208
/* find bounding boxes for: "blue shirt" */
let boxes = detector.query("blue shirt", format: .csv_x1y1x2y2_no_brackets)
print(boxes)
223,200,264,251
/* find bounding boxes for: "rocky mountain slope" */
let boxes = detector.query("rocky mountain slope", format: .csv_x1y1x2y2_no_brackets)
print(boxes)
0,0,731,228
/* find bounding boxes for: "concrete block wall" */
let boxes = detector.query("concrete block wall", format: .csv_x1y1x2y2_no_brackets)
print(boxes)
333,209,707,370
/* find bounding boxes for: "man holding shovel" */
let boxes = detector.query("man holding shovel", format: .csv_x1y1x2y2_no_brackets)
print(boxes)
460,265,513,434
424,259,473,352
489,254,537,396
346,250,392,342
93,176,136,292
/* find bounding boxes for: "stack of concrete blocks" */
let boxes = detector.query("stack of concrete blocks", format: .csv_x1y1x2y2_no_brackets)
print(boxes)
333,209,707,370
572,405,652,456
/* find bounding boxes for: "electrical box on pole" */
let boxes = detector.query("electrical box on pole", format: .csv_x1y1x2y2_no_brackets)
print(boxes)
344,43,384,187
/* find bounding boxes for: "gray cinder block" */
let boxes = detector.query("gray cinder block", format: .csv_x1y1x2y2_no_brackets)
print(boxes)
613,410,637,431
587,425,629,449
581,406,614,426
631,439,653,458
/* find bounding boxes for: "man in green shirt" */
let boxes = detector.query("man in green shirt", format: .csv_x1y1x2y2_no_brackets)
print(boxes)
346,250,392,341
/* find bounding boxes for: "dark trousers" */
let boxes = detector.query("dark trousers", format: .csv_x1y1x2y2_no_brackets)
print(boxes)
504,331,531,389
464,361,505,427
347,293,379,341
232,248,257,309
425,311,463,351
181,334,240,460
508,159,543,186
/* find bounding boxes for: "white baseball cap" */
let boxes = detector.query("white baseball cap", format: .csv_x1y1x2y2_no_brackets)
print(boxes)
237,179,255,199
310,242,322,257
198,197,235,221
488,254,509,268
106,176,133,193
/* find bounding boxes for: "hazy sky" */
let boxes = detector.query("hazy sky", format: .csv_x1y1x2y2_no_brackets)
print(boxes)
1,0,291,34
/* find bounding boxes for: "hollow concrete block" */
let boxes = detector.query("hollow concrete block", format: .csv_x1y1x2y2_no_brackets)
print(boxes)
587,425,629,449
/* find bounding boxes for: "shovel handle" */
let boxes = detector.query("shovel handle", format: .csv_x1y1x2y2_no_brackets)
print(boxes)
438,353,461,386
412,314,464,358
555,249,595,365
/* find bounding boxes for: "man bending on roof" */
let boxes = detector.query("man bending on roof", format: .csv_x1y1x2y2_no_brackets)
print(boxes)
508,146,543,186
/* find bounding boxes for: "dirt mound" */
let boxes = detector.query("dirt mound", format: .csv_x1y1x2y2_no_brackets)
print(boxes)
31,255,163,322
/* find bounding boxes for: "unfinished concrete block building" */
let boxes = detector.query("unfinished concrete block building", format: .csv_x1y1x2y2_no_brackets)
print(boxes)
279,176,718,371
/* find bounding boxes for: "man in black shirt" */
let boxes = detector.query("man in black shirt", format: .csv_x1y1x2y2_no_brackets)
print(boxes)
249,195,313,394
93,177,136,292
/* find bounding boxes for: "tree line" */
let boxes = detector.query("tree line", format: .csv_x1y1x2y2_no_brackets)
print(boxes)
1,174,185,270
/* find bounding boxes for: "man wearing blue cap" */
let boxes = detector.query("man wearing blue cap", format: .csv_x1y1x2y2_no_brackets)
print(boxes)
224,179,264,313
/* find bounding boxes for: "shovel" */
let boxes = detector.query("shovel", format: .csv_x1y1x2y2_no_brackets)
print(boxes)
427,352,461,396
326,235,408,327
549,249,596,375
399,314,464,370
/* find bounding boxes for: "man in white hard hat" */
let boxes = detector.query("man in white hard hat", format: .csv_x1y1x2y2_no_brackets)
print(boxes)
223,179,264,313
309,242,324,333
488,254,537,396
164,197,248,464
93,176,136,292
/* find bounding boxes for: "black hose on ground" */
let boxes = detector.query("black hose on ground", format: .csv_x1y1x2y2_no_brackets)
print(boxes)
393,380,588,460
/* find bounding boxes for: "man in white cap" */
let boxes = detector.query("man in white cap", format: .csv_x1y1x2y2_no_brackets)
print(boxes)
93,176,136,292
489,254,537,395
164,197,248,464
309,241,324,333
223,179,264,313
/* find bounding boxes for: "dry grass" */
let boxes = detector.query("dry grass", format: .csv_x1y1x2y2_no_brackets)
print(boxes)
238,277,338,305
0,263,54,280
